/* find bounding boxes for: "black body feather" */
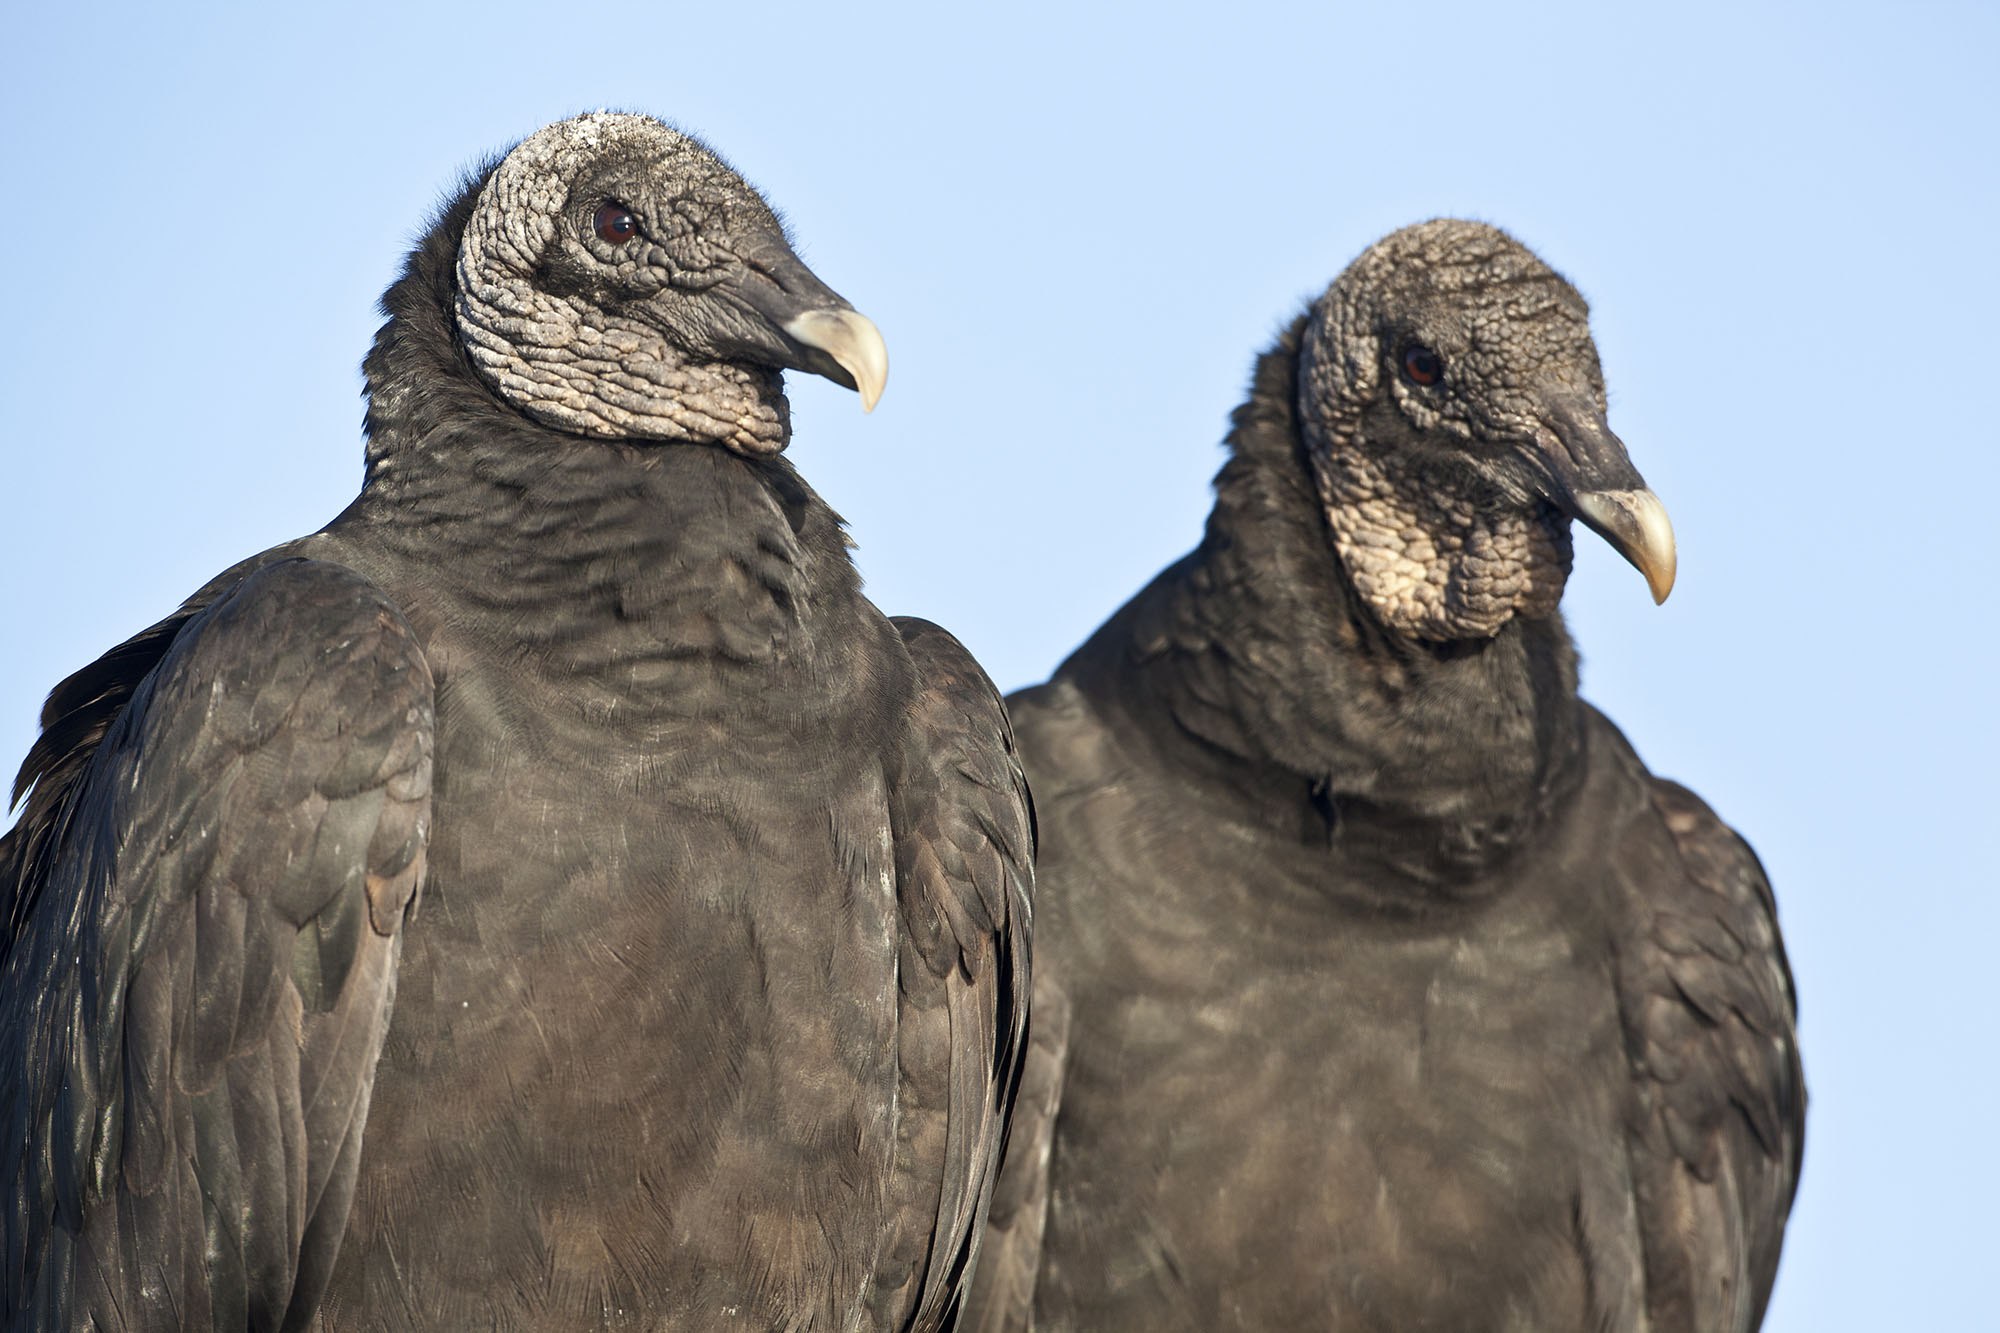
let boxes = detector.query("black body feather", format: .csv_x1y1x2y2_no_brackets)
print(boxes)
2,127,1029,1332
972,324,1801,1332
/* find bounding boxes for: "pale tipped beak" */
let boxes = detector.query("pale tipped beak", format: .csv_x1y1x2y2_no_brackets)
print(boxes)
1571,487,1677,604
784,308,889,412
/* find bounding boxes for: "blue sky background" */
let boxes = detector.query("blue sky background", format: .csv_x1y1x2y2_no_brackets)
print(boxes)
3,3,1994,1326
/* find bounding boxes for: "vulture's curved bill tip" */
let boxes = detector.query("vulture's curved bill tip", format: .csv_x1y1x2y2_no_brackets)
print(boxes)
1572,488,1677,604
785,309,889,412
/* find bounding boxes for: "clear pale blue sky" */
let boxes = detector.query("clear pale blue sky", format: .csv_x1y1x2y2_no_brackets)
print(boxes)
3,4,1993,1327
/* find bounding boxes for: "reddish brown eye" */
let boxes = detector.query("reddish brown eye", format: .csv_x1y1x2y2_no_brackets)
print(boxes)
593,201,638,244
1402,344,1444,386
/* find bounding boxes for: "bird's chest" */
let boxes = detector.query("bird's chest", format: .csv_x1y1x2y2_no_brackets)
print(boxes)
415,681,901,1004
1052,817,1629,1330
411,635,900,938
335,650,909,1325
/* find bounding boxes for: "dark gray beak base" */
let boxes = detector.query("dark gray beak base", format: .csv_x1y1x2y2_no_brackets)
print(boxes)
1537,402,1677,603
732,244,888,411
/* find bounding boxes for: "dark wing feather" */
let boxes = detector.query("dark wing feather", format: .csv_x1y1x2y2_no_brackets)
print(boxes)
880,617,1034,1333
6,608,205,949
0,558,433,1331
1615,765,1804,1333
962,969,1068,1333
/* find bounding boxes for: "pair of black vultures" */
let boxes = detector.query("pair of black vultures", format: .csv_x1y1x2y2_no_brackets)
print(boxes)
0,113,1801,1331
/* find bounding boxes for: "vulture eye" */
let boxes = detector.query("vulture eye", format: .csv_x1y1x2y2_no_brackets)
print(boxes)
593,202,639,244
1402,344,1444,387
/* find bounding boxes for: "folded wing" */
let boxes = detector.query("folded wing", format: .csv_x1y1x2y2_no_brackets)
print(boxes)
880,617,1035,1333
1617,770,1804,1332
0,558,434,1330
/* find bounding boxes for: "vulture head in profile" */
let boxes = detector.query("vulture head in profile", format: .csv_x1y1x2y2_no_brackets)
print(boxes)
1297,218,1676,640
452,111,887,456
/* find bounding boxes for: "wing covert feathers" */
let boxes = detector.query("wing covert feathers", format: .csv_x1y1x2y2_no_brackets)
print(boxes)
0,558,433,1330
884,617,1034,1333
1618,773,1803,1332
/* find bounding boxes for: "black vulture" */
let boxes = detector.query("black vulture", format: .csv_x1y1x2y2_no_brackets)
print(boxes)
968,221,1801,1332
0,112,1032,1331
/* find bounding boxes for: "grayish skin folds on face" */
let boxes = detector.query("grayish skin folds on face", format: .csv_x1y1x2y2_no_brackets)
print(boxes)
1301,220,1607,640
456,112,791,455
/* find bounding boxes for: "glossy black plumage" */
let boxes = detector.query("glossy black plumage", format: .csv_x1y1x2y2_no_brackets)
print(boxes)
2,562,430,1330
971,286,1801,1331
1,114,1029,1331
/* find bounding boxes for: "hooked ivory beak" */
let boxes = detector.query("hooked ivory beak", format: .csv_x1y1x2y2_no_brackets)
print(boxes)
784,309,888,412
1571,488,1678,604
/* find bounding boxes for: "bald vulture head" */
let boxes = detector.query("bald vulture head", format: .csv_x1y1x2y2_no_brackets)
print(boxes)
454,111,887,456
1297,219,1675,640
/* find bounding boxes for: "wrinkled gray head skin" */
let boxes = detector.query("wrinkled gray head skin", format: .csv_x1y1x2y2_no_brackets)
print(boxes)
456,111,887,456
1299,219,1674,640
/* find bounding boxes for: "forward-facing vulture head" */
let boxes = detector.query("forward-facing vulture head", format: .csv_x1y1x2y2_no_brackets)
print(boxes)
451,111,886,456
1297,219,1674,641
